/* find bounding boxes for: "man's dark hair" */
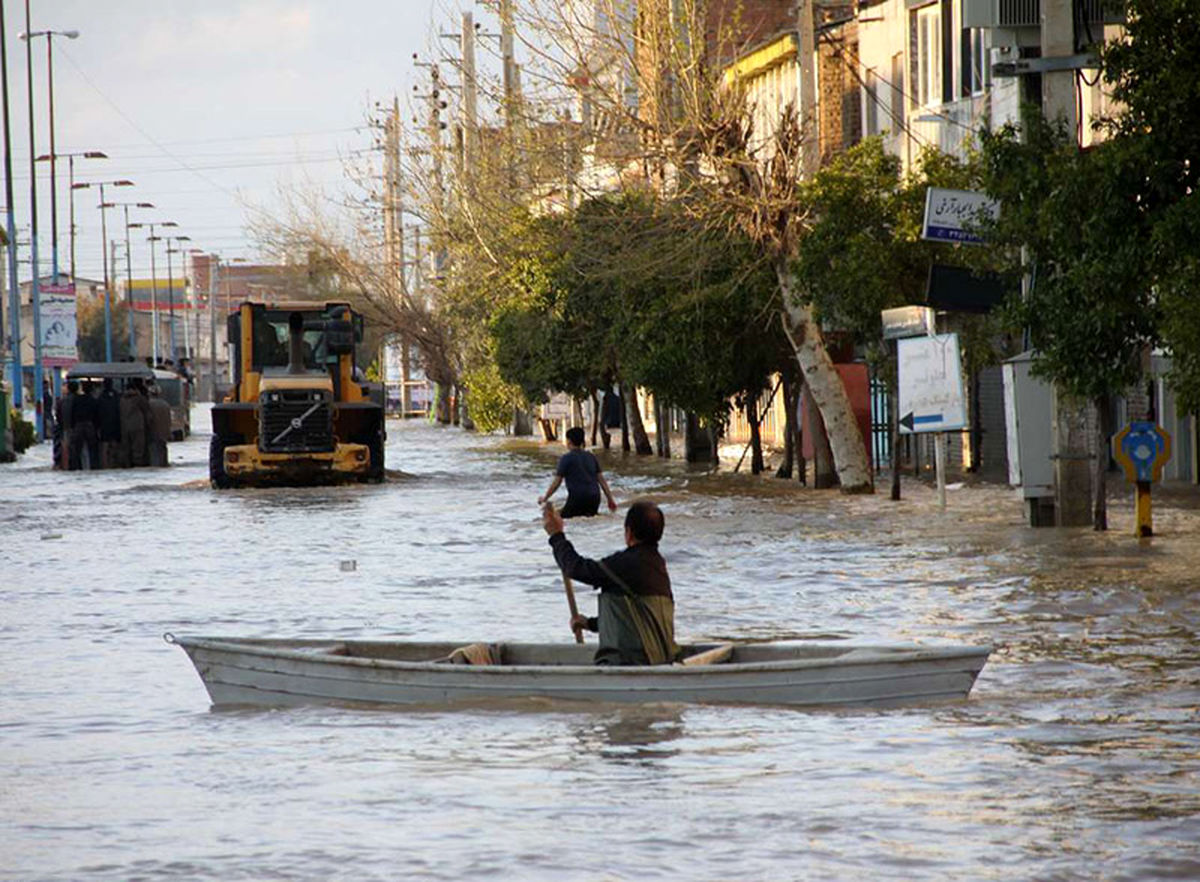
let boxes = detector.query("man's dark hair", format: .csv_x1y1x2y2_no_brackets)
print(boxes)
565,426,585,446
67,380,79,394
625,499,664,544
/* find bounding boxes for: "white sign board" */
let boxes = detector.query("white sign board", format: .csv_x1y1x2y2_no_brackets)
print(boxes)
881,305,935,340
922,187,999,245
898,334,967,434
40,284,78,367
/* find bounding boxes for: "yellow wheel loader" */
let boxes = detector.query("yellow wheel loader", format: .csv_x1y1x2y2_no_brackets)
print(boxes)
210,301,385,488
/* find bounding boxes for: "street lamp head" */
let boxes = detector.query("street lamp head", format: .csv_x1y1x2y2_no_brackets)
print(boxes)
62,30,81,39
83,150,107,159
162,221,179,228
114,180,134,187
70,182,90,190
175,235,192,242
136,202,154,208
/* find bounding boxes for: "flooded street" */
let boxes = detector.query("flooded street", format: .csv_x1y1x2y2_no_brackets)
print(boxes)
3,407,1199,881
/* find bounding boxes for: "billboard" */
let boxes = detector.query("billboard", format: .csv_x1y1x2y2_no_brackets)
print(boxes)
40,284,78,367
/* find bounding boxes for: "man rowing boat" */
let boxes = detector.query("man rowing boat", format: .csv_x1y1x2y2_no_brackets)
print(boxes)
543,499,678,666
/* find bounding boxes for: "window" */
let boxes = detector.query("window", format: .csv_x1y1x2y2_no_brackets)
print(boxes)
910,4,942,108
865,69,880,135
960,27,990,96
890,53,905,130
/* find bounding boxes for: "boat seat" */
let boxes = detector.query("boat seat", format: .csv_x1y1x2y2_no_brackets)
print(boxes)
680,644,734,666
435,643,502,665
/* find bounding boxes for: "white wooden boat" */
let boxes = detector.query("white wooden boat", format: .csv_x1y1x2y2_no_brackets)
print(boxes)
167,634,990,709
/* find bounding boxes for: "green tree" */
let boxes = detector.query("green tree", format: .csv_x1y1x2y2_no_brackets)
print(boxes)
76,298,133,362
1100,0,1200,412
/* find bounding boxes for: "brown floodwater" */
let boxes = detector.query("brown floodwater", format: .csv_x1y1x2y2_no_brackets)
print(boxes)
3,408,1198,880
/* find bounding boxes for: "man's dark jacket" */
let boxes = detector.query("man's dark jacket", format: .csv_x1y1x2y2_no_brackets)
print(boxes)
549,533,676,666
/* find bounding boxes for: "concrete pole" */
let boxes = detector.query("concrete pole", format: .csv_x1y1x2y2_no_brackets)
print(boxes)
148,228,159,364
24,0,44,437
500,0,518,188
98,182,111,361
1043,0,1091,525
1041,0,1078,131
797,0,819,178
123,206,134,356
460,12,477,176
209,257,218,400
1,0,22,407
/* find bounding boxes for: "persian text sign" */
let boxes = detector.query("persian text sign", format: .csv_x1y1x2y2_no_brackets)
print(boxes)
922,187,999,245
40,284,78,367
897,333,967,434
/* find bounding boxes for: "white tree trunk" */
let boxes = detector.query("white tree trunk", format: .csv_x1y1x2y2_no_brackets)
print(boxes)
777,268,873,493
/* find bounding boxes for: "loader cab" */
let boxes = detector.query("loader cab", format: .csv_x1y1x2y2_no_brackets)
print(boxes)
227,302,363,386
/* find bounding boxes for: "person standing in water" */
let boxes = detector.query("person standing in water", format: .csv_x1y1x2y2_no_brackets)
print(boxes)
537,426,617,518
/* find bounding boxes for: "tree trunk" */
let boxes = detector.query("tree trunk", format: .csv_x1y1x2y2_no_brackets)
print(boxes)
653,396,665,457
597,391,612,449
619,384,631,452
436,384,451,424
795,376,806,485
775,374,797,479
622,381,653,455
590,391,601,446
1093,394,1110,531
804,382,837,489
571,396,585,430
746,395,765,474
658,398,672,458
1053,384,1092,527
777,265,873,493
512,405,533,436
685,412,713,462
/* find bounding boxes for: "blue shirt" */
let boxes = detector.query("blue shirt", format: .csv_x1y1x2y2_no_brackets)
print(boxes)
556,448,602,500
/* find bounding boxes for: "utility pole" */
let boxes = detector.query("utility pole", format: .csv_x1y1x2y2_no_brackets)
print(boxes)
499,0,531,435
382,97,411,417
1,0,22,407
500,0,519,187
1042,0,1090,526
209,256,218,400
460,12,478,178
24,0,45,437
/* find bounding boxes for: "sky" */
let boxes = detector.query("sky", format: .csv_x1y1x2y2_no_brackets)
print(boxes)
1,0,475,286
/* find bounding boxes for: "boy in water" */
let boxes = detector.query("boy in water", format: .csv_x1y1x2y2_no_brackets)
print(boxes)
538,426,617,518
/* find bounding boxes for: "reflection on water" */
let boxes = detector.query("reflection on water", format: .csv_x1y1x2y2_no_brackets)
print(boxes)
573,706,686,764
2,405,1199,880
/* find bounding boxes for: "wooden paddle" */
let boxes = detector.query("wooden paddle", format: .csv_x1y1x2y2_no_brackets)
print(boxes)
563,571,585,644
544,502,585,644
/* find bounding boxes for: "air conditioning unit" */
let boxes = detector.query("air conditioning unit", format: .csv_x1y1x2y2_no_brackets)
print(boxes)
965,0,1122,30
963,0,1040,29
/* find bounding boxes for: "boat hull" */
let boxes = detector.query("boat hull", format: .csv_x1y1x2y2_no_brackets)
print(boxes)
169,636,991,709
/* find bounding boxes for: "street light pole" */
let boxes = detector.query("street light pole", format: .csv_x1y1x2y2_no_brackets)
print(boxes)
1,0,22,407
22,0,45,437
165,235,190,363
21,27,78,282
129,219,176,365
210,254,219,400
72,176,131,362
